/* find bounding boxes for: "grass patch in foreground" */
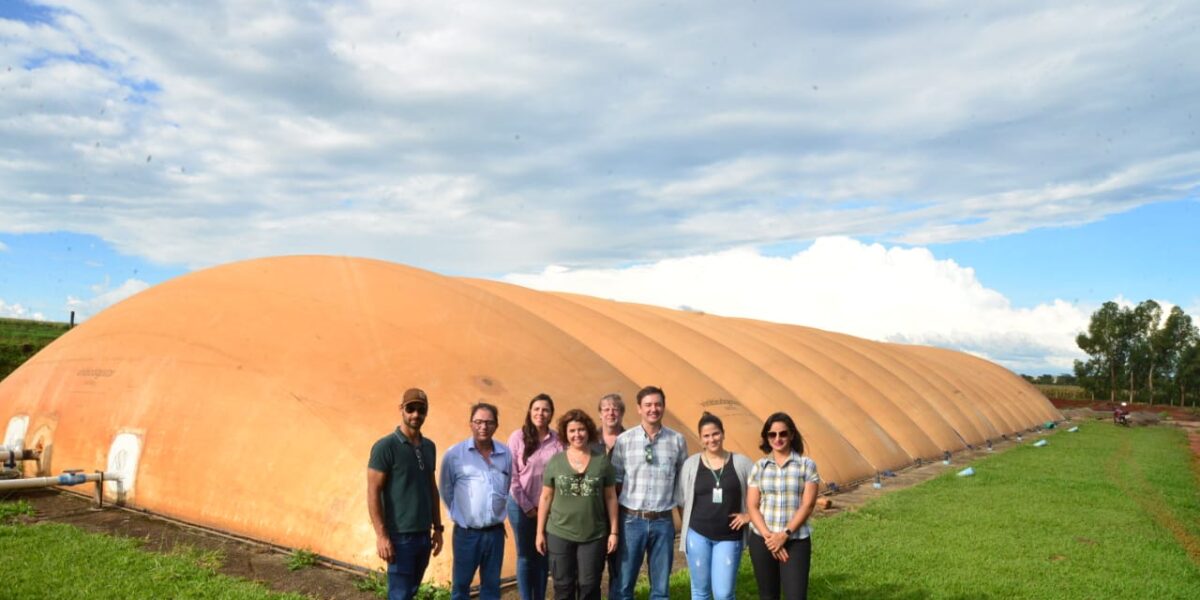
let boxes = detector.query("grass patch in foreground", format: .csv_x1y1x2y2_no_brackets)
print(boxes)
286,548,319,571
0,499,34,523
0,519,305,600
640,423,1200,599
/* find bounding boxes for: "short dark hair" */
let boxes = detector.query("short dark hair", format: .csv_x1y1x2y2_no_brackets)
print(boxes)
759,412,803,455
557,409,599,445
470,402,498,422
698,411,724,433
636,385,665,405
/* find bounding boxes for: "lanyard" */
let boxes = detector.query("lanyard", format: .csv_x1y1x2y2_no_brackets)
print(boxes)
703,453,727,489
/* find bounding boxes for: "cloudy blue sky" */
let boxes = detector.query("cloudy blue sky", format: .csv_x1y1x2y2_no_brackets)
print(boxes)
1,0,1197,374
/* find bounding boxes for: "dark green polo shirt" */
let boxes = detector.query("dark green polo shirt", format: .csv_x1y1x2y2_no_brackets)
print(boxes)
369,428,437,535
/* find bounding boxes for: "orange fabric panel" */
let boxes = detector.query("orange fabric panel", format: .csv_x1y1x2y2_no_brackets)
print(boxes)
0,256,1062,581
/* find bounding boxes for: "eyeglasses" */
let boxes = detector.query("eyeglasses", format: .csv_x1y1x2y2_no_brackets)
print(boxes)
414,447,426,471
767,430,790,440
644,445,654,464
471,419,497,428
405,403,428,415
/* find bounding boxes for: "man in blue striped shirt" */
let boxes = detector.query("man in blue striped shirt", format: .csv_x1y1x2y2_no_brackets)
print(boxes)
440,403,513,600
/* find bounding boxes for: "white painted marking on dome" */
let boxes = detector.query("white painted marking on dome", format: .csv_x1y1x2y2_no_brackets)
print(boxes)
3,415,28,450
105,432,142,502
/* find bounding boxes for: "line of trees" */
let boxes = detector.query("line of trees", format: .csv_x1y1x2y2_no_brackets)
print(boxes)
1022,373,1077,385
1072,300,1200,406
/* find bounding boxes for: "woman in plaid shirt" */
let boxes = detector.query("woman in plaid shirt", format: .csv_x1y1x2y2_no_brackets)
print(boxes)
746,412,820,600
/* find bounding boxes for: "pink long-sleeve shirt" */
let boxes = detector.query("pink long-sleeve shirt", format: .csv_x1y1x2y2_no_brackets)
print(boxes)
506,428,564,512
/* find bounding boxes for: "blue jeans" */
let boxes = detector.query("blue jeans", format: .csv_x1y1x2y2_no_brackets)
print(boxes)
508,497,549,600
387,532,432,600
451,525,505,600
617,513,674,600
685,529,743,600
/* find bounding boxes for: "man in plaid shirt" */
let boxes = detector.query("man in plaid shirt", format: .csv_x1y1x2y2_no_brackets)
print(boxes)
610,385,687,600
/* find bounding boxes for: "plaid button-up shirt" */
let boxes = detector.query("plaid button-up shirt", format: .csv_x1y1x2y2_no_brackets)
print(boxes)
748,452,820,540
611,425,687,512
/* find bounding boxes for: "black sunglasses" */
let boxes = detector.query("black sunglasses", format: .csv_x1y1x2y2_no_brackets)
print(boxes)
405,403,428,415
767,430,790,440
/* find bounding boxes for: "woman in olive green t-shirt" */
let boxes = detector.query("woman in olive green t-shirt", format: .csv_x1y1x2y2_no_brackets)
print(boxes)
535,409,618,600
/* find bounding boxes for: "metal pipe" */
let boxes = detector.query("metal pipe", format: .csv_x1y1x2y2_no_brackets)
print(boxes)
0,471,119,491
0,448,40,463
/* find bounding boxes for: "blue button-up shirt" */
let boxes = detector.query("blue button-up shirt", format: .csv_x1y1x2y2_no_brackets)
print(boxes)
440,437,512,529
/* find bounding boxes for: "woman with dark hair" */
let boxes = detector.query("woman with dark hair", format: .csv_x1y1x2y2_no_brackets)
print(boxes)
507,394,563,600
676,412,753,600
745,412,820,600
535,409,618,600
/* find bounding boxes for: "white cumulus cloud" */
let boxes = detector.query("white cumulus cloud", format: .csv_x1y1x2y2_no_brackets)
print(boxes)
504,237,1091,373
0,2,1197,274
65,277,149,320
0,299,46,321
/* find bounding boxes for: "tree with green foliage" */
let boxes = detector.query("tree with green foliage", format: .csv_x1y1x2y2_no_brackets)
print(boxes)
1075,300,1199,407
1075,302,1125,402
1176,342,1200,406
1155,307,1197,405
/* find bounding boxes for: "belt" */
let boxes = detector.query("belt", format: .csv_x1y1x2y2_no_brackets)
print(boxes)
457,522,505,532
621,508,671,520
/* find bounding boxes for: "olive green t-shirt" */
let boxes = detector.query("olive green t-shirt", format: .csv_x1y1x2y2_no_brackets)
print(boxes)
543,450,616,543
368,429,437,535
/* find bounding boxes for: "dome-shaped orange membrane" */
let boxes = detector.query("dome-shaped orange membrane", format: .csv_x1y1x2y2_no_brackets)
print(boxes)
0,256,1060,582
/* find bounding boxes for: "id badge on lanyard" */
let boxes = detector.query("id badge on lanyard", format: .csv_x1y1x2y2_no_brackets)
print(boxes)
712,487,723,504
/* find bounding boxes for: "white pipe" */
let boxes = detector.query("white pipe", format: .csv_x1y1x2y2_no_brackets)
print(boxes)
0,471,119,491
0,448,39,463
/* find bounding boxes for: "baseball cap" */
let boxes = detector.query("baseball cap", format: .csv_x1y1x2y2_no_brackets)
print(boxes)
402,388,429,407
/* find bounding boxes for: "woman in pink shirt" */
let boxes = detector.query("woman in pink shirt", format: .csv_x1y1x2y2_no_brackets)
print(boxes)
507,393,563,600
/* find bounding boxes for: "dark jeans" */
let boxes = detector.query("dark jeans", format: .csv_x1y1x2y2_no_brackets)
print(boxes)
547,532,607,600
508,497,549,600
387,531,432,600
616,512,674,600
451,525,505,600
747,533,811,600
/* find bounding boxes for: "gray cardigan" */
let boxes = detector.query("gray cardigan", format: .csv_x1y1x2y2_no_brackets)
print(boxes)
675,451,754,551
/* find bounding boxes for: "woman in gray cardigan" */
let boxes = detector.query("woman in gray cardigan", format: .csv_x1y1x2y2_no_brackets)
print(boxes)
676,412,754,600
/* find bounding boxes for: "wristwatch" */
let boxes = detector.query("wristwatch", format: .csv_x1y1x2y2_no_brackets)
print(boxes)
433,524,445,533
783,528,793,536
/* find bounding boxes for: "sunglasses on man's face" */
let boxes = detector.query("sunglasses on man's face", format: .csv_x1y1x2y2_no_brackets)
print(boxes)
405,403,428,415
767,430,790,440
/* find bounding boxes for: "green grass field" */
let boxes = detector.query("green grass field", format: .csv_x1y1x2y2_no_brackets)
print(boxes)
0,317,69,380
640,422,1200,599
0,517,305,599
2,423,1197,599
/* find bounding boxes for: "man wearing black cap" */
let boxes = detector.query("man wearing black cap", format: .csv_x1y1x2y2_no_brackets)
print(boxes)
368,388,445,600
